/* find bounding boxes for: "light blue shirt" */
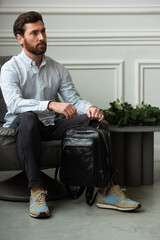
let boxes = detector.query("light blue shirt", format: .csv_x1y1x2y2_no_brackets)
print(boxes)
0,50,92,127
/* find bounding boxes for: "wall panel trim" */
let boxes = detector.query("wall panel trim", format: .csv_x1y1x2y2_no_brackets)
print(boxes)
1,30,160,46
1,5,160,15
62,60,124,101
135,60,160,104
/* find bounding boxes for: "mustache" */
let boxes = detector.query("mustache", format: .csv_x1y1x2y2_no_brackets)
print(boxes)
37,41,46,47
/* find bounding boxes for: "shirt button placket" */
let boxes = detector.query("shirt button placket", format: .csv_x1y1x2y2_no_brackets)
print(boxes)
39,71,44,102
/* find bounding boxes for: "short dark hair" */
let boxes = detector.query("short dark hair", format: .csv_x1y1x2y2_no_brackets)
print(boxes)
13,11,44,37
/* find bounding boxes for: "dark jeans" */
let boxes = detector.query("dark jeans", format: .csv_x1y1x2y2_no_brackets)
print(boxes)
10,112,90,188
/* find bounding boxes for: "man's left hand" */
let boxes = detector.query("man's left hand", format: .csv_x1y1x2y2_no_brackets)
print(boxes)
87,106,104,122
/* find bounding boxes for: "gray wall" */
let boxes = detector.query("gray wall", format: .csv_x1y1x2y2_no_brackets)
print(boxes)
1,0,160,159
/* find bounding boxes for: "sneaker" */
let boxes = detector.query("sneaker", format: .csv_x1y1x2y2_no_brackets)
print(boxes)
29,190,50,218
96,185,141,211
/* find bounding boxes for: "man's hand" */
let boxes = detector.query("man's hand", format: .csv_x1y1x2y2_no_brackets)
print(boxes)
48,101,78,119
87,106,104,122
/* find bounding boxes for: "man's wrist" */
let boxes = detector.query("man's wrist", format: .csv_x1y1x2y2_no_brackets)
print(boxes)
89,106,98,109
48,101,53,111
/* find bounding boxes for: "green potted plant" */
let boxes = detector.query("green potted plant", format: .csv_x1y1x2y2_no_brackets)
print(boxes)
101,99,160,127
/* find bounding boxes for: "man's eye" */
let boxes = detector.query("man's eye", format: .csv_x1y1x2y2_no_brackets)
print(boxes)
32,31,38,35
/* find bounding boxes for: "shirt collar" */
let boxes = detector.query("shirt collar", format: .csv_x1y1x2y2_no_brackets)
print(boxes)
20,49,46,68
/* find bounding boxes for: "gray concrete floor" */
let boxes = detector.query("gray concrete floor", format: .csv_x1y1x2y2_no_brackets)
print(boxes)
0,161,160,240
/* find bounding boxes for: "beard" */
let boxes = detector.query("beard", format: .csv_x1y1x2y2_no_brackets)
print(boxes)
23,38,47,55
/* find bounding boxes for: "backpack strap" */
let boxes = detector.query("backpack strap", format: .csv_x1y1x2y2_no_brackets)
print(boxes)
85,187,99,206
54,165,60,181
65,185,86,200
65,185,99,206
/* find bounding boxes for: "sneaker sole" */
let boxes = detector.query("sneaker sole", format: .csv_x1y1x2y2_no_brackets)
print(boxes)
30,212,50,218
96,202,141,211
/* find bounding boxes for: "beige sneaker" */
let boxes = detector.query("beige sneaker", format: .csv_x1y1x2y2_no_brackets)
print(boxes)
96,185,141,211
29,190,50,218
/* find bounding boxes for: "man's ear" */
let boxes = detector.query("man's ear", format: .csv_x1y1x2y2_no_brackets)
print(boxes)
16,34,24,46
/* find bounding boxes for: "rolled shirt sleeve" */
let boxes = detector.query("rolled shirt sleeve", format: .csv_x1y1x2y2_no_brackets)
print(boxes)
58,66,92,114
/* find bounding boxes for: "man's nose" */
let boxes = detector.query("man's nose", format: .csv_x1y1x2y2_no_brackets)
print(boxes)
38,32,45,41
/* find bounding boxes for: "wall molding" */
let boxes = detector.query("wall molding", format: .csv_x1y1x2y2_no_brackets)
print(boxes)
1,30,160,46
135,60,160,104
61,60,124,101
154,145,160,161
135,60,160,160
1,5,160,15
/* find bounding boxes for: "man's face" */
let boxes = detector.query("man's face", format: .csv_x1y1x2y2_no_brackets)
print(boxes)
21,20,47,55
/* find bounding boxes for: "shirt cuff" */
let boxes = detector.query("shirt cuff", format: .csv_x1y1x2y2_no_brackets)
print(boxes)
38,101,50,111
84,104,93,113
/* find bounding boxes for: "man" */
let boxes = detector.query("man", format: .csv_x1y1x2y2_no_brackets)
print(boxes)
0,11,141,218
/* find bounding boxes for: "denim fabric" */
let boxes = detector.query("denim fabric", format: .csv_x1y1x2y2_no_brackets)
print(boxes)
10,112,90,188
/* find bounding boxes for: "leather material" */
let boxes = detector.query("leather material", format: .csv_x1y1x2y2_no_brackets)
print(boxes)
0,133,61,170
0,127,16,136
0,56,12,123
60,127,112,188
0,56,12,69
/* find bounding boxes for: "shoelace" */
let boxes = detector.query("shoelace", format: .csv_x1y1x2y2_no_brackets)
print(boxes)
116,186,130,200
35,190,48,205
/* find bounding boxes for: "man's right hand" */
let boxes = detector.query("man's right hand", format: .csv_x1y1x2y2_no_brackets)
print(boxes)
48,101,78,119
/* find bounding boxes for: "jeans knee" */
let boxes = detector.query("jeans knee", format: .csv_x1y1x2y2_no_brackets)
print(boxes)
19,111,38,121
17,112,40,131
